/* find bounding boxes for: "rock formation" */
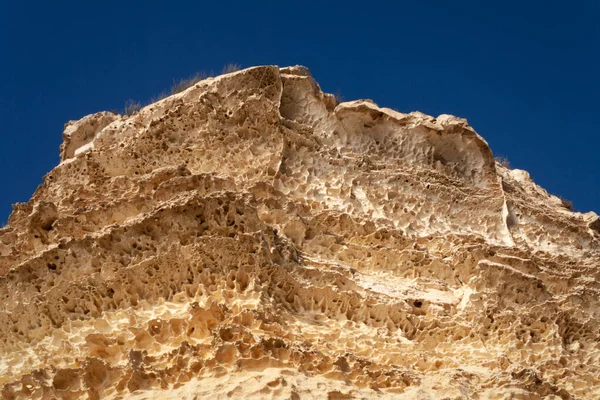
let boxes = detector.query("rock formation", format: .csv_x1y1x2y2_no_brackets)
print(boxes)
0,66,599,399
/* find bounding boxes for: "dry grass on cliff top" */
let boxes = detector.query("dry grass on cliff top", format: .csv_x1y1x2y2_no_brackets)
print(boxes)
123,63,241,115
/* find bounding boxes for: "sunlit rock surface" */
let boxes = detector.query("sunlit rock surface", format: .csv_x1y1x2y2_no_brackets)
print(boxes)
1,66,599,399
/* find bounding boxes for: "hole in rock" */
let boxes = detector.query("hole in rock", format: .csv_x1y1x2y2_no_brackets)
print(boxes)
413,300,423,308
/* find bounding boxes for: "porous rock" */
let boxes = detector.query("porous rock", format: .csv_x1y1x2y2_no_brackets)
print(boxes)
0,65,598,399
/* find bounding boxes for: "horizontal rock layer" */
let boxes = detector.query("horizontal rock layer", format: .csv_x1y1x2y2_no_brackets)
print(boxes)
0,65,599,399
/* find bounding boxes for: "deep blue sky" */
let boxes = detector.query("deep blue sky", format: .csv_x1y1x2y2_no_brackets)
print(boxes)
1,1,598,223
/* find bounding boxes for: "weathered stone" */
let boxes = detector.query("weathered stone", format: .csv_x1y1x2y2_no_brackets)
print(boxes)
0,65,598,399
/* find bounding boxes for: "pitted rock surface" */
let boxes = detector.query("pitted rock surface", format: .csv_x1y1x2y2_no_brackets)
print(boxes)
0,65,599,399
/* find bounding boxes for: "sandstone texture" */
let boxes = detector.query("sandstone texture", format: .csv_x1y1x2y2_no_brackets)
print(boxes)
1,66,599,399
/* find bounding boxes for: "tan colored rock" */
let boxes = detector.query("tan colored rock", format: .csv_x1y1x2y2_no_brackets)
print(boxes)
0,65,598,399
59,111,119,161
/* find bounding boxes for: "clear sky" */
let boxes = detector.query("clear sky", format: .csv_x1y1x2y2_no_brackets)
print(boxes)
1,1,598,223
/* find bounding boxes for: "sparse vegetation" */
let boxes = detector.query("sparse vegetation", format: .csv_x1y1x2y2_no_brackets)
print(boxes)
169,71,211,95
334,90,344,105
494,155,511,169
221,63,241,74
121,63,242,115
149,91,168,105
123,99,142,116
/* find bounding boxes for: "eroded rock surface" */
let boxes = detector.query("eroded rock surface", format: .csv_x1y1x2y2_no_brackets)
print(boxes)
1,65,599,399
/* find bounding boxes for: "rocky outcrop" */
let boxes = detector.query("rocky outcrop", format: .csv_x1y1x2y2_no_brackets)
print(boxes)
0,65,598,399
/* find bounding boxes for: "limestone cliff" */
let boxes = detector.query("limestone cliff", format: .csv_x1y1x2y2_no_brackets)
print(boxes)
0,66,599,399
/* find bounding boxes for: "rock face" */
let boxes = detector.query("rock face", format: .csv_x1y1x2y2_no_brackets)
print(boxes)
0,66,599,399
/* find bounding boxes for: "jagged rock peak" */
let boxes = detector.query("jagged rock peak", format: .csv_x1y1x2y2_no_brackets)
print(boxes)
0,65,598,399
